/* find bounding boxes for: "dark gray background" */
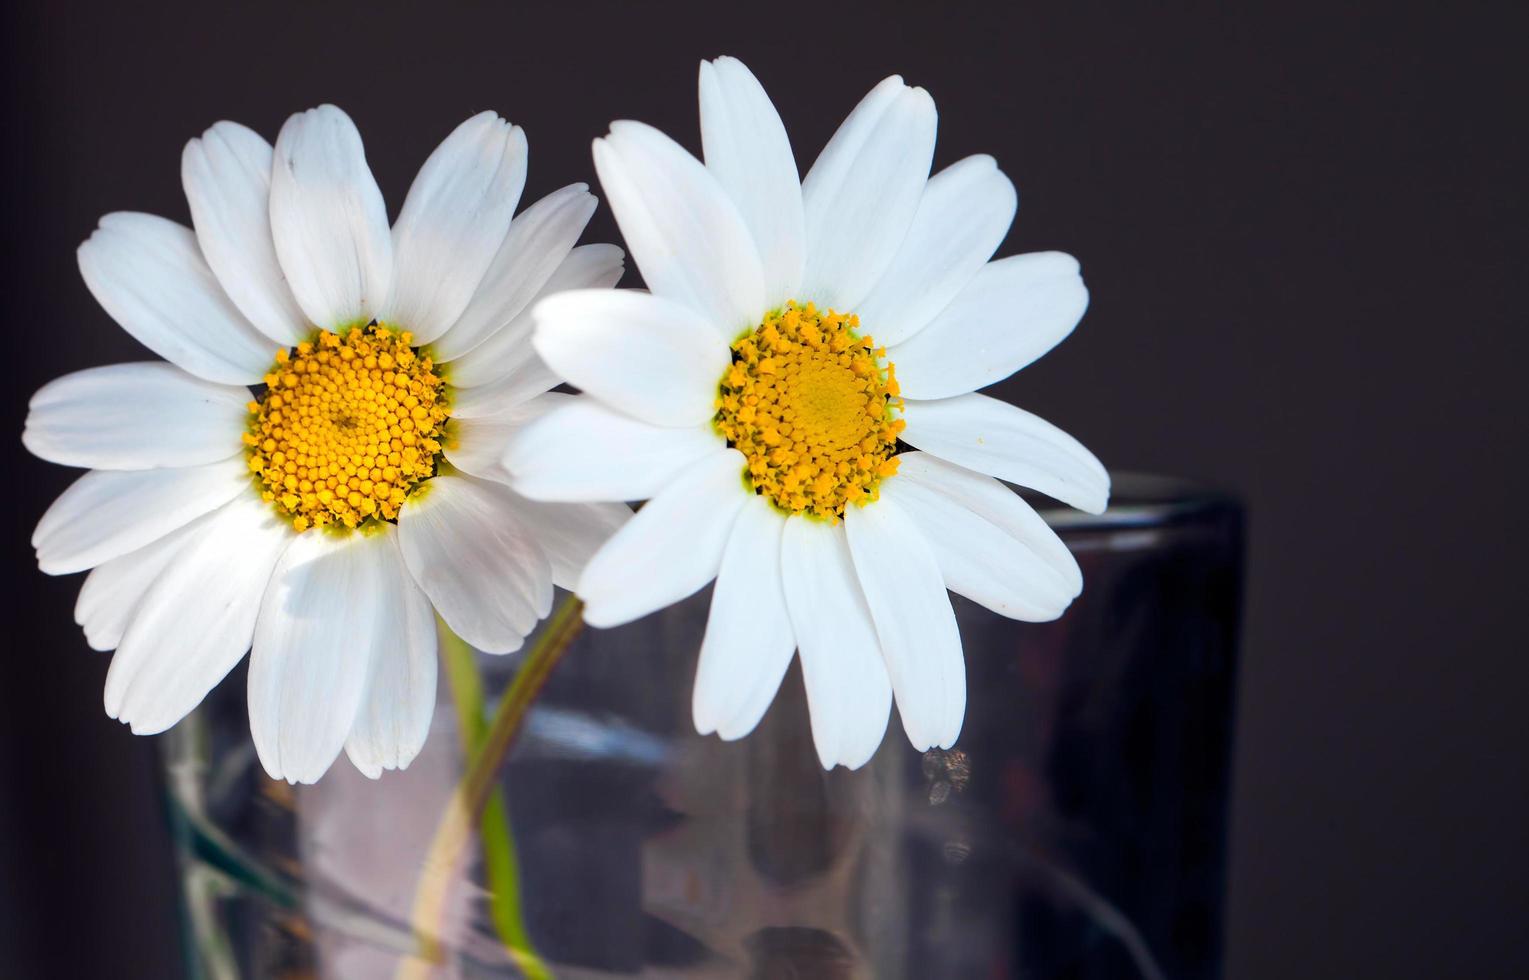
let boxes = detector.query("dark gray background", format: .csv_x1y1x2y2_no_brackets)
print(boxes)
3,2,1525,977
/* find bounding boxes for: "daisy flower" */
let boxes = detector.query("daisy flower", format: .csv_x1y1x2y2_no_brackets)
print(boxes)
507,58,1108,770
25,105,627,783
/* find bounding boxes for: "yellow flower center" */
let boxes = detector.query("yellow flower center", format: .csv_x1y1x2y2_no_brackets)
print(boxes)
715,302,904,521
244,324,449,533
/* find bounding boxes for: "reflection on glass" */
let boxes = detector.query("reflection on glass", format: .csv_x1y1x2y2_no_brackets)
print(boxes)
164,473,1243,979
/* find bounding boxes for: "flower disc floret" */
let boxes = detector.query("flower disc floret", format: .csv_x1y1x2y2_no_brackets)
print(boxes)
715,302,905,521
245,324,448,532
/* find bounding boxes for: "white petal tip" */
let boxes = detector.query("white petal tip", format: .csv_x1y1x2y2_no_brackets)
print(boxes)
935,718,965,752
715,711,769,743
271,762,328,786
475,635,526,656
36,557,78,577
579,602,632,630
125,716,174,737
834,745,880,771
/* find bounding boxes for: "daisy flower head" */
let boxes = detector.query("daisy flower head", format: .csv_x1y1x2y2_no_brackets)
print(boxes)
25,105,628,783
508,58,1109,770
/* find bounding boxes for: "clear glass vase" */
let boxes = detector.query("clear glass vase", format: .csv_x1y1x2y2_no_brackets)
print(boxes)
162,474,1244,979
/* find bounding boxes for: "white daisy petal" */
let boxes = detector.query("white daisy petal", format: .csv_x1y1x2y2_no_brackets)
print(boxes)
269,105,393,329
506,397,722,503
898,450,1081,596
182,121,310,345
446,369,554,420
74,518,203,652
856,155,1017,347
883,452,1081,621
249,527,400,784
32,455,250,575
900,393,1110,514
77,213,274,384
501,494,631,591
106,494,290,734
24,362,249,470
445,417,517,483
444,391,569,484
890,252,1088,399
844,495,965,752
345,540,439,779
397,473,552,654
800,78,938,311
531,288,729,427
433,183,597,364
779,515,893,770
382,112,528,344
576,449,747,628
452,343,573,415
699,57,804,307
692,495,796,741
594,121,764,335
447,242,625,393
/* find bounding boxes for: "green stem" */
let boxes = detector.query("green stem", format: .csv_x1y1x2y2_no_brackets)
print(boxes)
439,624,546,978
403,601,583,979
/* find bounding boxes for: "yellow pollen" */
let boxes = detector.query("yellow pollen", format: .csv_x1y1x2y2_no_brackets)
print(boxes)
247,324,448,533
715,302,904,521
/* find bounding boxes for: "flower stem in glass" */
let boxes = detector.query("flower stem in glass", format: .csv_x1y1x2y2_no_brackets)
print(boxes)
438,620,548,979
399,598,584,978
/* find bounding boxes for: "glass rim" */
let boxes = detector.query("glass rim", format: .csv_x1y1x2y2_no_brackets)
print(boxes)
1033,471,1240,533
